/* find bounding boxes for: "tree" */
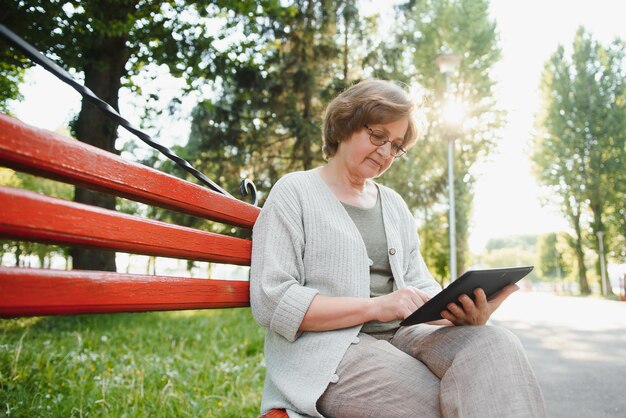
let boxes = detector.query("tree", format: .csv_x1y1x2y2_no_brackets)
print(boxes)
0,48,24,112
533,27,625,295
0,0,238,270
537,233,568,282
183,0,503,279
185,0,362,205
371,0,503,277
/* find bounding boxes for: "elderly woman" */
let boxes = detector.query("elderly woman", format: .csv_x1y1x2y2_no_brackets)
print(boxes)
250,80,545,418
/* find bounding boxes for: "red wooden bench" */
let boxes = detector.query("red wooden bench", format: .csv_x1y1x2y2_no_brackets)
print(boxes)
0,113,286,418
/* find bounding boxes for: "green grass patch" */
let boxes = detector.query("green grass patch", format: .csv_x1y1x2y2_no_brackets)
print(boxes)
0,309,266,417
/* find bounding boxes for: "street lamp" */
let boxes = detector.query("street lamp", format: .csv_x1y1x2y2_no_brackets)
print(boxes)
435,52,462,281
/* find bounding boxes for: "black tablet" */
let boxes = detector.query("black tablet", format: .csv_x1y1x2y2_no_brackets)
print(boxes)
400,266,534,326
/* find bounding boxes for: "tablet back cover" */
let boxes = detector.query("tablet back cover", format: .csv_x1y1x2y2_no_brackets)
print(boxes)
400,266,533,326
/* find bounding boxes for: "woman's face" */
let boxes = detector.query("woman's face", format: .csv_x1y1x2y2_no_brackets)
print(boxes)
336,117,409,180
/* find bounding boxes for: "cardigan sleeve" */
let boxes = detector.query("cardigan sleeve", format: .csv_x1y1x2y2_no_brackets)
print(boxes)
249,183,319,343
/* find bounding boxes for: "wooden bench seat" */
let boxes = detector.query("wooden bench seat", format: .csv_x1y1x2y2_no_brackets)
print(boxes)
0,113,287,417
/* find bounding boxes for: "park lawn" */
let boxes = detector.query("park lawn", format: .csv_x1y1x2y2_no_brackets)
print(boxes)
0,308,266,417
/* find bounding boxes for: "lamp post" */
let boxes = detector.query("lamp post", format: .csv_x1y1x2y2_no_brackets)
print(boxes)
597,230,608,297
435,53,462,281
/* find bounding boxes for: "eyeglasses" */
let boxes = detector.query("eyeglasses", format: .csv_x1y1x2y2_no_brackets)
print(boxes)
363,124,407,158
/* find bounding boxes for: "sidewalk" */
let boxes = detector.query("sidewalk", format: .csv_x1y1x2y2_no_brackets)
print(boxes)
490,292,626,417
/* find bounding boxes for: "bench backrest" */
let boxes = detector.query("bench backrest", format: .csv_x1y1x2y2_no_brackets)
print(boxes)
0,113,261,317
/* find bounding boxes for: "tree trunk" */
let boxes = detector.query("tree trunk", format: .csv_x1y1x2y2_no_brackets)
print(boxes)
564,195,591,294
591,215,614,296
572,216,591,295
574,238,590,294
70,30,128,272
15,244,21,267
147,256,156,275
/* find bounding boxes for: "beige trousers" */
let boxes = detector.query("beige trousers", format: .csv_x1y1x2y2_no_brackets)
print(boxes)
317,324,546,418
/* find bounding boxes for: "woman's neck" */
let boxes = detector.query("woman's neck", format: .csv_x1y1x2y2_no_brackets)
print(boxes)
318,161,377,208
320,160,366,190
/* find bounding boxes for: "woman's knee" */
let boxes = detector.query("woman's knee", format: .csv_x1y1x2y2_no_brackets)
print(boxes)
481,325,521,346
462,325,525,359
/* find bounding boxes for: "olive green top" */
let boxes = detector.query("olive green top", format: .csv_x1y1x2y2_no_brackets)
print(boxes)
342,192,401,333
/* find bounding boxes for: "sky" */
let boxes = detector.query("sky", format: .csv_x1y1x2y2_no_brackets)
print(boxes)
471,0,625,252
6,0,626,255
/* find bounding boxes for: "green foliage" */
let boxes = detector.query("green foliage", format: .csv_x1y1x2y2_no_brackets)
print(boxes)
478,235,539,282
2,0,504,275
532,27,625,294
377,0,503,275
13,171,73,201
0,61,24,112
536,232,570,281
485,235,537,252
0,169,72,268
181,0,503,278
0,0,248,270
184,0,356,206
417,208,450,285
0,309,265,417
480,248,537,276
0,0,224,86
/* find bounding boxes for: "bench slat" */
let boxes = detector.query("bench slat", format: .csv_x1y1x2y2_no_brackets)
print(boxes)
0,186,251,265
0,267,250,317
0,114,260,228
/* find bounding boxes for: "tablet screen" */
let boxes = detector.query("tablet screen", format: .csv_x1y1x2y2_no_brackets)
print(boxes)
400,266,533,326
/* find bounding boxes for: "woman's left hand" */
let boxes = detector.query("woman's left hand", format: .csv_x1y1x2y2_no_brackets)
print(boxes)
440,284,519,326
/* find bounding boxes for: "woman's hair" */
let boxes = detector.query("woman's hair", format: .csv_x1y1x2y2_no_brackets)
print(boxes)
322,79,420,159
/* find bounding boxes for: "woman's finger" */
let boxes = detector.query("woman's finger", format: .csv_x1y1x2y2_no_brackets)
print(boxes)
446,302,465,319
414,288,432,304
457,294,476,312
440,309,457,323
473,288,488,310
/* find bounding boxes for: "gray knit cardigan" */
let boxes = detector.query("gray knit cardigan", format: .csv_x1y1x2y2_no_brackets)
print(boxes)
250,169,441,417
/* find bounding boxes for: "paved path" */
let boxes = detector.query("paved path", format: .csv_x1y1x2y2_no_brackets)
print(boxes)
490,292,626,418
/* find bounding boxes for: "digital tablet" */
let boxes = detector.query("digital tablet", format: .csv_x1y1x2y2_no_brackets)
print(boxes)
400,266,533,326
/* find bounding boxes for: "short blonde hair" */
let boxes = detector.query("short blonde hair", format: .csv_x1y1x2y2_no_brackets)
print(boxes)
322,79,420,159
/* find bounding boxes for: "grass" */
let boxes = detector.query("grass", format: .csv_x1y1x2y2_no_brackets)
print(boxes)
0,309,266,417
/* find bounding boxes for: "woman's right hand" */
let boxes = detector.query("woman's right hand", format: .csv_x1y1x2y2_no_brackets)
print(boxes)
370,287,431,323
299,287,433,332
